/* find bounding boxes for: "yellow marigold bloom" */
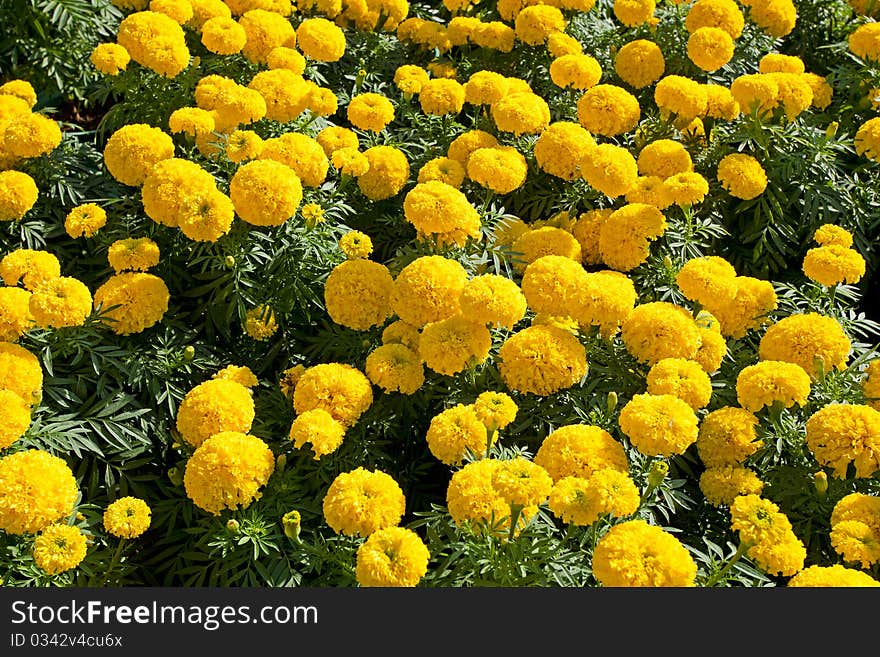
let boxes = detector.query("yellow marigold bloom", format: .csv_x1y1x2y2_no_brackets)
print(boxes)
289,408,346,460
750,0,797,38
323,467,405,537
357,145,409,201
338,231,373,260
619,393,699,457
730,73,779,117
150,0,193,23
212,364,258,388
576,84,640,137
365,343,423,395
491,456,553,509
805,404,880,479
90,42,131,75
331,147,369,177
759,53,804,74
704,83,740,120
64,203,107,239
184,431,274,515
416,157,464,189
278,364,305,400
324,259,394,331
296,17,345,62
1,112,63,159
0,388,31,448
581,143,639,199
425,404,491,465
238,9,296,64
418,78,465,116
447,129,499,167
789,565,880,587
765,71,812,120
521,254,588,317
550,54,602,91
28,277,91,329
446,459,535,535
637,139,692,179
533,121,595,181
676,255,737,306
467,146,527,195
498,325,587,396
471,21,516,53
547,30,583,57
168,107,215,138
33,524,87,575
759,313,850,378
593,518,697,587
716,153,767,200
107,237,159,273
390,255,467,328
571,209,612,265
382,320,421,353
472,392,517,433
855,117,880,162
0,170,38,221
730,494,805,576
491,92,551,136
425,60,458,79
614,39,664,89
0,80,36,107
316,126,359,157
699,465,764,506
801,73,832,110
141,158,218,228
512,227,583,271
693,325,727,373
247,69,310,123
403,180,480,240
687,26,735,72
356,526,429,588
459,274,527,330
266,46,305,73
613,0,655,26
244,304,277,340
201,16,247,54
654,75,708,121
812,223,852,247
117,10,190,78
463,70,509,106
0,449,78,535
664,171,709,207
103,123,174,187
831,519,880,568
646,358,713,410
0,341,43,405
831,492,880,533
549,470,640,525
735,360,811,412
0,288,34,343
697,406,761,467
419,315,491,377
175,379,254,447
259,133,328,189
514,5,565,45
182,189,235,243
394,64,430,95
598,202,666,271
230,159,302,227
575,270,638,337
685,0,744,38
103,497,152,538
706,275,777,338
621,301,701,365
188,0,231,27
93,272,169,335
864,360,880,411
292,362,373,427
534,424,629,483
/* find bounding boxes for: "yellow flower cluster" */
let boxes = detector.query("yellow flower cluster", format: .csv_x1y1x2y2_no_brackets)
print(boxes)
534,424,629,482
103,497,152,539
175,378,255,447
0,449,78,535
697,406,762,467
497,324,587,396
355,526,430,587
805,404,880,479
619,393,699,457
322,467,405,537
829,493,880,567
758,313,851,378
802,224,866,286
736,360,811,412
292,362,373,426
324,259,394,331
548,470,640,526
33,524,88,575
425,404,493,466
365,343,424,395
289,408,347,460
730,494,806,576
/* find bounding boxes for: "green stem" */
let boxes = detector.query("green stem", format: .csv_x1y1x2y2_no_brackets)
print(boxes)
705,541,750,587
101,538,127,588
507,504,523,543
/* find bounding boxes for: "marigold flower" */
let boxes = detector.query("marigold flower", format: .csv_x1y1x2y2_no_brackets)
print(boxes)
297,17,346,61
788,565,880,587
687,26,735,72
93,272,169,335
201,16,247,54
103,497,152,538
685,0,744,38
247,69,310,122
33,524,87,575
637,139,693,179
592,519,697,587
613,0,656,26
805,404,880,479
176,378,255,447
467,146,528,195
390,256,467,328
534,121,595,181
230,159,303,227
620,301,701,365
491,456,553,509
571,209,612,265
491,92,551,135
704,275,777,338
0,449,78,535
103,123,175,187
619,393,699,457
289,408,346,460
357,145,409,201
577,84,640,137
0,389,31,448
0,170,39,221
213,365,258,388
463,70,509,106
512,227,582,271
758,313,850,378
292,362,373,427
750,0,797,38
107,237,160,273
535,424,629,483
0,341,43,405
419,315,491,377
697,406,762,467
29,277,92,329
735,360,812,412
239,8,296,64
425,404,491,465
549,470,640,526
244,304,278,340
184,431,275,515
550,54,602,90
356,527,430,587
598,202,666,271
365,343,423,395
704,84,740,119
581,143,639,199
0,288,34,344
459,274,527,330
446,459,535,535
730,74,779,117
419,78,466,116
664,171,709,207
322,467,405,537
497,325,587,396
117,10,190,78
403,180,481,239
646,358,713,410
614,39,665,89
854,117,880,162
699,465,764,506
417,157,465,188
730,494,805,576
348,93,395,132
654,75,708,121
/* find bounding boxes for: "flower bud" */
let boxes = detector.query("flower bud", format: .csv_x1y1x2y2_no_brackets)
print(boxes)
813,471,828,496
282,510,301,541
276,453,287,472
225,255,235,268
183,345,195,362
606,391,618,413
825,121,838,138
226,519,240,534
168,466,183,486
662,255,674,270
647,460,669,488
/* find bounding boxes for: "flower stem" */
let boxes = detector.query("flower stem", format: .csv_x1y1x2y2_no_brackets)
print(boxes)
101,538,127,588
705,541,750,587
507,504,523,543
